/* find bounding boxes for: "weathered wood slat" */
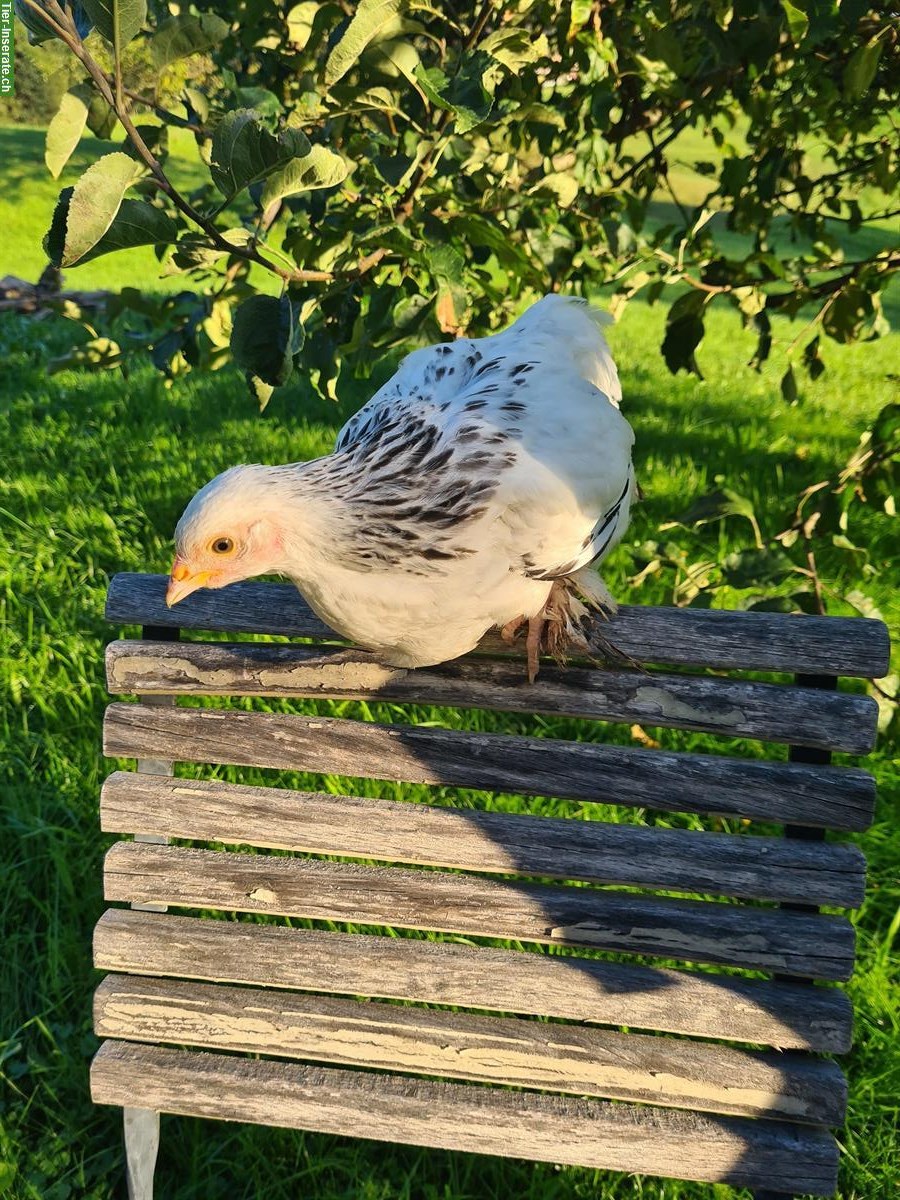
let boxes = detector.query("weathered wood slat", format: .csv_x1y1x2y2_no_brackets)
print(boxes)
105,572,891,678
90,1041,840,1194
103,842,855,978
103,703,876,831
93,909,854,1052
105,640,878,754
93,973,846,1124
100,773,866,908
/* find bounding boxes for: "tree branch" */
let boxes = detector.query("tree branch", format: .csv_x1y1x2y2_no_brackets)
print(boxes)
395,0,499,220
31,1,338,285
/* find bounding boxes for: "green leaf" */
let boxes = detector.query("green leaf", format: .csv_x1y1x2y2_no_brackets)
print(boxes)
823,283,876,344
45,87,91,179
671,487,763,547
533,172,578,208
167,229,253,272
209,110,311,199
446,51,494,132
843,35,884,100
75,200,177,264
427,244,465,285
662,310,705,377
49,335,123,373
324,0,404,87
260,145,349,205
803,335,825,381
286,2,320,50
722,547,794,589
151,13,230,69
780,364,798,403
480,26,548,72
16,0,92,42
234,87,284,117
248,375,276,411
43,152,144,268
85,92,118,139
231,294,295,387
568,0,593,39
780,0,808,45
82,0,147,46
122,124,169,165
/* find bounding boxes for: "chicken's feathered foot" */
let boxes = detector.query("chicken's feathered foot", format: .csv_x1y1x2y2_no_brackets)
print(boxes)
505,570,643,682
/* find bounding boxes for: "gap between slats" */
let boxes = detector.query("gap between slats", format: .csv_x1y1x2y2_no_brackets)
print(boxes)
105,572,891,678
90,1041,841,1194
92,973,846,1124
93,909,854,1052
105,640,879,755
102,841,856,979
100,772,866,908
102,702,877,831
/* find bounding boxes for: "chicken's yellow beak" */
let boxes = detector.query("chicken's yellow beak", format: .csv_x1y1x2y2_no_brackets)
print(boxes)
165,557,212,608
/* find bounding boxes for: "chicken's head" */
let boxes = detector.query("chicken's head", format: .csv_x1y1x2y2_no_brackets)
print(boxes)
166,465,286,607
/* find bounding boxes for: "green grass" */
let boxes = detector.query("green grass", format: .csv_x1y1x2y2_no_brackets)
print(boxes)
1,125,898,1200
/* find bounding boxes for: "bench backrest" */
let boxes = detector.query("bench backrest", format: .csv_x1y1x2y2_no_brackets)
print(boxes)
91,572,888,1197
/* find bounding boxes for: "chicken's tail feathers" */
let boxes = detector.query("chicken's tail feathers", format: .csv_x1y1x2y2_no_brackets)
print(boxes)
509,294,622,407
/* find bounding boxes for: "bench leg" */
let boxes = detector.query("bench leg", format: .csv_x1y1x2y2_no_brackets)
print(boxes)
124,1107,159,1200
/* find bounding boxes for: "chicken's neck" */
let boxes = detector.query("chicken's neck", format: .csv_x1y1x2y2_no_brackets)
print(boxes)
262,455,360,582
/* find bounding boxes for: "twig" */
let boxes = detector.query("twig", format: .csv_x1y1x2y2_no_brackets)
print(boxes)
122,88,208,135
806,549,826,615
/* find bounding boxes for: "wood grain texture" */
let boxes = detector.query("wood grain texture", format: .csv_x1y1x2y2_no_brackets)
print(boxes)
93,973,846,1124
93,909,854,1052
105,640,878,755
90,1041,840,1194
105,572,891,678
102,842,856,979
100,772,867,908
102,703,877,831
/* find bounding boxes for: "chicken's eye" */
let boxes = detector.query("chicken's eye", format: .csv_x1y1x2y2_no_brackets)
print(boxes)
211,536,234,555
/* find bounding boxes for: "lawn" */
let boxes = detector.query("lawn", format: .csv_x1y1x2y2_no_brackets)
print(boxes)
0,119,897,1200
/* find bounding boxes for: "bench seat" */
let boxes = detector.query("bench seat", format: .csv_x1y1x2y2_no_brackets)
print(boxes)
92,572,889,1198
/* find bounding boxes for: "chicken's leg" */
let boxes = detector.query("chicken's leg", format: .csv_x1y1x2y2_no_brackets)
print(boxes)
525,613,544,684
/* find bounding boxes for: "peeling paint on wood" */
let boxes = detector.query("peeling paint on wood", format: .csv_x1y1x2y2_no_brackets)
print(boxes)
101,841,856,979
93,974,847,1124
93,909,854,1052
90,1041,841,1194
99,773,867,908
102,702,877,831
105,572,891,678
105,640,879,754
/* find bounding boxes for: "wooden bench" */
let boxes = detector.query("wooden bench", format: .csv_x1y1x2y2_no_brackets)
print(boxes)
91,572,890,1199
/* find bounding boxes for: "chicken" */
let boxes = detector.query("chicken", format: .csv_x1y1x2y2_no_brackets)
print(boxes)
166,294,636,680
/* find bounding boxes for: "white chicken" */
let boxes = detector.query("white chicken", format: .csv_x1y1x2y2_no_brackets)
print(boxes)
166,294,636,680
